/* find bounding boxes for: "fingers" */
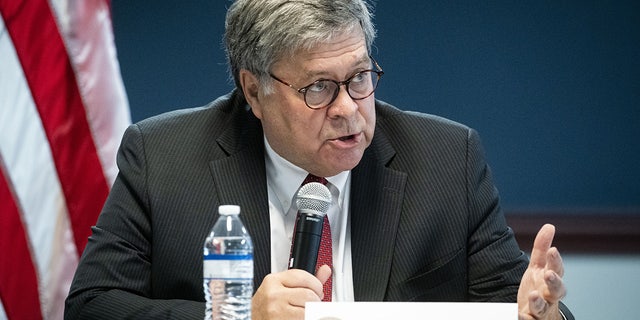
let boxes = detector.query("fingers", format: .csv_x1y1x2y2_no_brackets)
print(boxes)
280,269,323,290
544,247,567,302
546,246,564,277
524,290,564,320
544,269,567,302
519,224,568,320
529,291,549,316
252,269,325,320
539,232,567,302
529,224,556,267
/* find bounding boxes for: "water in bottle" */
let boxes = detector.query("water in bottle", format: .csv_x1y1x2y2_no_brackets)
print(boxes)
203,205,253,320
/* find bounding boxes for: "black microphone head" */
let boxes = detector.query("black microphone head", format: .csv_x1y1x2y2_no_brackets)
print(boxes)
295,182,332,215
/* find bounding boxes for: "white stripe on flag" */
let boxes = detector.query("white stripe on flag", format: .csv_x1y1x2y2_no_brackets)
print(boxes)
49,0,131,186
0,9,57,301
0,14,75,319
0,0,130,318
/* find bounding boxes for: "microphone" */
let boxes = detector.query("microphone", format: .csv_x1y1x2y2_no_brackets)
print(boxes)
288,181,332,274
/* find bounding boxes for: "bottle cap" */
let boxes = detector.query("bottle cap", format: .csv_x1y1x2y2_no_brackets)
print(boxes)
218,205,240,216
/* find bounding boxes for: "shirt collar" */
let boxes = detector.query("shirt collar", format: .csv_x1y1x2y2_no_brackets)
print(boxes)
264,137,349,214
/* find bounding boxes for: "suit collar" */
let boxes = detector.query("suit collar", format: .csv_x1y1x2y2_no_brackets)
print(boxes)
208,91,272,290
351,127,407,301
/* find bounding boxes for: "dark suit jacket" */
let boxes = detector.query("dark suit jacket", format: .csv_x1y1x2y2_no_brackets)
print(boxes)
65,90,573,319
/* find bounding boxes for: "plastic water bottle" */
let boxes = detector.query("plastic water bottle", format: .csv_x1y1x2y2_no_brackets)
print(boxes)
203,205,253,320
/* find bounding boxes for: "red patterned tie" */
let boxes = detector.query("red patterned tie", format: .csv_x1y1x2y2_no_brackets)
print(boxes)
291,174,332,301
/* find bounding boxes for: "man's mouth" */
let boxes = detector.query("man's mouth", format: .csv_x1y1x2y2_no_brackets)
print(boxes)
338,134,355,141
329,133,362,147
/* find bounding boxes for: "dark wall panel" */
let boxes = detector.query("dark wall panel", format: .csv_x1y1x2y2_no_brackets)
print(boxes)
111,1,640,212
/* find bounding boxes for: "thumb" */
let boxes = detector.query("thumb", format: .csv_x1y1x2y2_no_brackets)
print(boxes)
315,264,332,285
315,265,332,300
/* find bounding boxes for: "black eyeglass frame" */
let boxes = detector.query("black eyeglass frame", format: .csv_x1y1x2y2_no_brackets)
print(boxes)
269,56,384,110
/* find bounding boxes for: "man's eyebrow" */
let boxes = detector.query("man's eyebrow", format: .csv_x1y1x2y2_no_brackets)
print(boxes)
354,54,371,67
302,55,371,80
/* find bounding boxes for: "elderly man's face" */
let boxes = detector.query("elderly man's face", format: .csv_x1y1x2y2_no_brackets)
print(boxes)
243,29,376,177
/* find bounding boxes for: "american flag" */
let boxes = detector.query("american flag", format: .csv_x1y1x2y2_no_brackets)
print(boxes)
0,0,130,319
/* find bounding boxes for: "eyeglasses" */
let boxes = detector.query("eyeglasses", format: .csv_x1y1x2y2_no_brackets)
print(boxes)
270,57,384,110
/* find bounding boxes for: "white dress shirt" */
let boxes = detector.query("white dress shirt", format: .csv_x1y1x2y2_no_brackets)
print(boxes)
264,137,354,301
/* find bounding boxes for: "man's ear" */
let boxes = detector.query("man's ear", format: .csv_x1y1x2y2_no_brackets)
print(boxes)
239,69,263,119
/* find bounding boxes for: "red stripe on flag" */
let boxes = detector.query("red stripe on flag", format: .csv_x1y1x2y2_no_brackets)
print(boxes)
0,167,43,320
0,0,109,254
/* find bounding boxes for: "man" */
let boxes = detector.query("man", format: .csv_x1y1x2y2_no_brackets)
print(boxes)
65,1,573,319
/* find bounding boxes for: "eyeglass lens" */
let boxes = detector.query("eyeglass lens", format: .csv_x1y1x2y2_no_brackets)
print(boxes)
304,70,380,109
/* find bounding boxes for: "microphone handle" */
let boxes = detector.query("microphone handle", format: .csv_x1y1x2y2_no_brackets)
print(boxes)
289,211,324,274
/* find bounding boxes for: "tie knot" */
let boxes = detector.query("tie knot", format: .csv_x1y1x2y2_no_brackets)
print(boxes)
303,174,328,186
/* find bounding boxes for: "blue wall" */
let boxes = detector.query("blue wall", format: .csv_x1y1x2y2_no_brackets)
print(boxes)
112,1,639,212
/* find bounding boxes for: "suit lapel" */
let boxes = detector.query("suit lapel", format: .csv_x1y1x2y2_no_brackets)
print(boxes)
208,101,272,290
351,129,407,301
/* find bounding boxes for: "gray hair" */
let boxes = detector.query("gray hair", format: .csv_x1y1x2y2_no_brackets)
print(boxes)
224,0,376,93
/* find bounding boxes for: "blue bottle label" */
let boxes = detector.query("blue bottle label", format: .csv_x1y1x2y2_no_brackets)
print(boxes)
203,254,253,280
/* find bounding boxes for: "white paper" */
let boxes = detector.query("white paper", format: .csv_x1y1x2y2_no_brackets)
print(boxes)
305,302,517,320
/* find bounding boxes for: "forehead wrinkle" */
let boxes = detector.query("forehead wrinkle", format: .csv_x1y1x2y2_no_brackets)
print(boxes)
301,52,371,81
